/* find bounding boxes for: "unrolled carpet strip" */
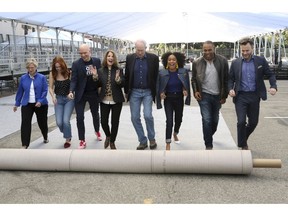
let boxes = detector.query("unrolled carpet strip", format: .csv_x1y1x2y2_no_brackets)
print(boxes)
0,149,281,175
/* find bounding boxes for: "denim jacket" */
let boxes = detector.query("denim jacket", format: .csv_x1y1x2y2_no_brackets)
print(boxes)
156,68,191,109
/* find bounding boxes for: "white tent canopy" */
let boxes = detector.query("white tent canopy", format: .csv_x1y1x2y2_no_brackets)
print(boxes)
1,12,288,44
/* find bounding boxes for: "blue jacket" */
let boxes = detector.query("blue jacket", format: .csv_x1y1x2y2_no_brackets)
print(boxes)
156,68,191,109
15,72,48,106
228,55,277,101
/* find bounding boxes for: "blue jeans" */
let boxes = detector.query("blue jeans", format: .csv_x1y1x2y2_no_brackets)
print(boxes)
129,89,155,144
235,91,260,148
54,95,74,139
198,92,221,148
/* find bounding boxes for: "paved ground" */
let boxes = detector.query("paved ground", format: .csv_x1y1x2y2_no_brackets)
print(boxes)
0,81,287,212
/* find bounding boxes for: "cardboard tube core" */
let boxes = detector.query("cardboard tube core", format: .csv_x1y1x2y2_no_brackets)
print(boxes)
252,159,282,168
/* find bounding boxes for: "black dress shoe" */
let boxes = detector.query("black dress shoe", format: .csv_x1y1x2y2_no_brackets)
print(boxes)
136,143,148,150
242,146,249,150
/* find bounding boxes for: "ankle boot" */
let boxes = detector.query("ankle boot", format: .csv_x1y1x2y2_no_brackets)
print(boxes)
104,137,110,149
110,142,117,150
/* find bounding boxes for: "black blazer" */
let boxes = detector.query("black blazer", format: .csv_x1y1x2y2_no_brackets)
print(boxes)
228,55,277,101
124,52,159,102
70,57,101,102
98,67,125,103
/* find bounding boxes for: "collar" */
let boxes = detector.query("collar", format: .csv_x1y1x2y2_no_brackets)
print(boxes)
241,55,254,62
28,72,37,79
136,53,147,59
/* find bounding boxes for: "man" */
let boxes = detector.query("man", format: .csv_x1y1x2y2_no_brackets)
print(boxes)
191,40,229,150
68,44,102,149
124,39,159,150
228,37,277,150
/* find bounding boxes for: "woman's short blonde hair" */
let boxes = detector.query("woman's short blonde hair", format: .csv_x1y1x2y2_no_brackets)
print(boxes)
26,58,38,69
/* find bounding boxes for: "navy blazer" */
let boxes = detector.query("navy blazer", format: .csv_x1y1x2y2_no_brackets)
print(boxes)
228,55,277,101
124,52,159,102
70,57,101,102
156,68,191,109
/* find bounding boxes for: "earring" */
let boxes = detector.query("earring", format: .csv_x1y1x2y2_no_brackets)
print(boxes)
166,65,169,69
176,64,178,69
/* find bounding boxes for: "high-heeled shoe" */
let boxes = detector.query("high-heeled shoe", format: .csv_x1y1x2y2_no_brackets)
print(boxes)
166,143,170,151
173,133,180,144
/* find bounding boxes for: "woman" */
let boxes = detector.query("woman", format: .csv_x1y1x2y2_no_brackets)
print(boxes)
157,52,191,150
49,56,74,148
13,58,49,149
93,50,125,150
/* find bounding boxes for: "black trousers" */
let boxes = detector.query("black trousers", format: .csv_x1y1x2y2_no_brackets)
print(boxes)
74,93,100,141
100,102,123,143
21,103,48,147
164,94,184,143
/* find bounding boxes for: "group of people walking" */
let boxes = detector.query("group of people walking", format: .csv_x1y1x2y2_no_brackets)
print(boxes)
13,37,277,151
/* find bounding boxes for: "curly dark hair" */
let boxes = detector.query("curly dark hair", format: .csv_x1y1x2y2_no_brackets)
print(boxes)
161,52,186,69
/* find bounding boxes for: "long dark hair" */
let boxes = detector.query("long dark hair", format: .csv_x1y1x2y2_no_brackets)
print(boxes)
102,50,120,69
51,56,70,80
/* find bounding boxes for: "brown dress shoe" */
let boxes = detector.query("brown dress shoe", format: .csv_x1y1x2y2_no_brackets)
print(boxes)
104,137,110,149
110,142,116,150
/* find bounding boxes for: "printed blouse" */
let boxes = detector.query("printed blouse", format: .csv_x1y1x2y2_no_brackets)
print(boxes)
54,79,70,96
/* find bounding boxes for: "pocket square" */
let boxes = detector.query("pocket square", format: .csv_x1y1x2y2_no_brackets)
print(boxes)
258,65,263,69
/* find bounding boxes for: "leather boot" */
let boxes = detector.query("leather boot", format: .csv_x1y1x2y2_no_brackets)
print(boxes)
110,142,117,150
104,137,110,149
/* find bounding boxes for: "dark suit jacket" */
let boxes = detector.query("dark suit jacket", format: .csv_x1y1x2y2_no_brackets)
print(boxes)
98,67,125,103
228,55,277,101
124,52,159,102
70,57,101,102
